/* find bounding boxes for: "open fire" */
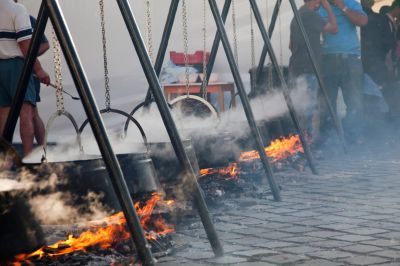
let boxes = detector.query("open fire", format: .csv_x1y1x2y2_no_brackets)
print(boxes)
200,134,304,179
13,192,175,264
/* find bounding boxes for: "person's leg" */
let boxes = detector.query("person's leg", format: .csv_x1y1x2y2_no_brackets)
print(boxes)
340,56,364,142
0,107,10,135
320,55,340,138
33,107,45,145
20,102,35,156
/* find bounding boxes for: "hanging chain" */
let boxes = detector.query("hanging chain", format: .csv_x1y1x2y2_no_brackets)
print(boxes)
145,0,154,63
181,0,190,96
231,0,239,66
250,5,256,91
51,29,65,113
202,0,208,99
266,0,273,89
99,0,111,111
278,5,283,71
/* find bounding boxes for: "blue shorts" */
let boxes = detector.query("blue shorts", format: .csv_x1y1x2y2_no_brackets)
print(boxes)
34,77,41,102
0,58,37,107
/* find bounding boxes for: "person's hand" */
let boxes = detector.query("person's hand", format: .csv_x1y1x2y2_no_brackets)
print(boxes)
331,0,345,10
35,68,50,85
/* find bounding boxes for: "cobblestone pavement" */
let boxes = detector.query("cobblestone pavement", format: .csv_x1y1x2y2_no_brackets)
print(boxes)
158,135,400,265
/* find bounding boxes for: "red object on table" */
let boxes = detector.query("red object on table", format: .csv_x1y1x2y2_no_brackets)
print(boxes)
170,50,210,65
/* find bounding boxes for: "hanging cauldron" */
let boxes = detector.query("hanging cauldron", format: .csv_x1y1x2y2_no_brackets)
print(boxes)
79,108,161,199
0,184,45,261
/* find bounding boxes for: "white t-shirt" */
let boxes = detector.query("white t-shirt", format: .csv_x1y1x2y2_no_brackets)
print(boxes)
0,0,32,59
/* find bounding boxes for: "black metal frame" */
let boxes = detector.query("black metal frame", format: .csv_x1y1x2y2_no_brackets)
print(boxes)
3,0,224,264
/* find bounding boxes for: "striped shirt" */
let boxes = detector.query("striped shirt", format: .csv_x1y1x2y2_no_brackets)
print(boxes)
0,0,32,59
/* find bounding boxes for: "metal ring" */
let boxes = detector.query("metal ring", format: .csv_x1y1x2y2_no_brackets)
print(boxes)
123,98,155,134
43,110,83,161
79,108,148,147
169,94,219,120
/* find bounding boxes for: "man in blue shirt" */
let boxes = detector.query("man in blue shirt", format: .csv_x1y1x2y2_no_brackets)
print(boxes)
319,0,367,144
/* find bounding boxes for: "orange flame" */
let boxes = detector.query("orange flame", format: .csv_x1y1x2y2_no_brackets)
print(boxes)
200,162,239,179
239,134,303,163
14,193,175,262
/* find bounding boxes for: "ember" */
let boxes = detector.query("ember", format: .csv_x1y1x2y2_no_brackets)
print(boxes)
13,192,175,264
239,134,304,163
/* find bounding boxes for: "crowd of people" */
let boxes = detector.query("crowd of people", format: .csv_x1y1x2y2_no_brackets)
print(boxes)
289,0,400,146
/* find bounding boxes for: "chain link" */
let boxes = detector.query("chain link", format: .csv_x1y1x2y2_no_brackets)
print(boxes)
231,0,239,66
202,0,208,99
250,5,256,91
51,29,65,113
181,0,190,96
99,0,111,111
145,0,154,63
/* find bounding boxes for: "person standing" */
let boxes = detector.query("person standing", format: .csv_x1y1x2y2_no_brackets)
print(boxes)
319,0,368,144
289,0,338,140
29,15,49,147
0,0,50,155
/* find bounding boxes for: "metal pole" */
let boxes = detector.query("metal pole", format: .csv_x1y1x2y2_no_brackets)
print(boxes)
200,0,232,96
144,0,180,103
2,3,48,142
208,0,281,201
255,0,282,85
45,1,155,265
249,0,318,175
288,0,347,153
115,0,224,257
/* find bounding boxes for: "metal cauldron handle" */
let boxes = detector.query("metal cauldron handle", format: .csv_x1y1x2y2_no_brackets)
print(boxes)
0,136,22,168
123,98,154,134
43,110,83,161
169,95,219,120
79,108,148,148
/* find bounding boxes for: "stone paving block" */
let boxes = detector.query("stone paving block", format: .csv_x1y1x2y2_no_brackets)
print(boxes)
309,240,354,248
256,231,296,240
205,255,248,264
214,223,247,232
295,259,344,266
339,255,390,265
305,230,347,238
293,219,328,227
222,244,253,253
231,227,271,236
337,227,388,235
279,245,322,255
338,243,383,253
307,250,353,260
361,239,400,247
379,232,400,240
232,248,278,257
372,250,400,260
277,225,316,234
317,223,359,231
260,253,309,264
284,236,324,244
329,234,376,242
232,262,275,266
176,250,215,260
217,231,247,240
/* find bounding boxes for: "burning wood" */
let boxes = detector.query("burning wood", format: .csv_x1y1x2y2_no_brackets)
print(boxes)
199,135,305,179
199,162,239,180
12,192,175,264
239,134,304,163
